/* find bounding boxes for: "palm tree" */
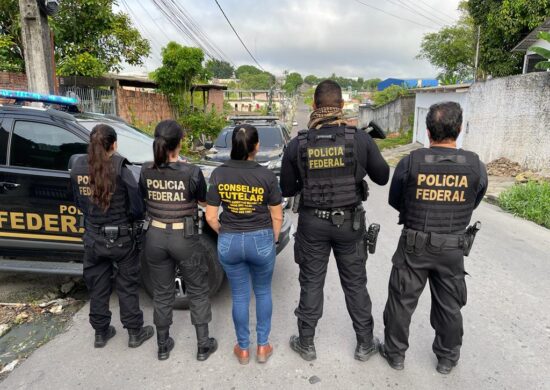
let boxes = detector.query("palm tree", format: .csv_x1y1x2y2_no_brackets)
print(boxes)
529,31,550,70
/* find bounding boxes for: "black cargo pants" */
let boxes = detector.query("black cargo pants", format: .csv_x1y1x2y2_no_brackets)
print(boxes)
83,231,144,332
294,209,373,340
383,229,468,363
144,226,212,330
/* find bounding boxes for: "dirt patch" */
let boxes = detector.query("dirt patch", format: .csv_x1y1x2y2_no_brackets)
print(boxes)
487,158,524,177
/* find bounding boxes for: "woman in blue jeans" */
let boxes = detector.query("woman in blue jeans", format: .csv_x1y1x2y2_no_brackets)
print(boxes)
206,124,283,364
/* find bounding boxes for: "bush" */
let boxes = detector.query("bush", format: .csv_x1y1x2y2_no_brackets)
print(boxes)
372,85,410,107
499,181,550,229
375,130,413,151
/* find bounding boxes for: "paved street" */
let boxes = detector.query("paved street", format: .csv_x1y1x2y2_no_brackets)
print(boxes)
2,105,550,389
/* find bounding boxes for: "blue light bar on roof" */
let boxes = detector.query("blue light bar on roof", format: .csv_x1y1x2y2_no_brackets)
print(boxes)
0,89,79,106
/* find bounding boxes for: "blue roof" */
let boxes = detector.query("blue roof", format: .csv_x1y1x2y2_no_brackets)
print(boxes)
377,78,439,91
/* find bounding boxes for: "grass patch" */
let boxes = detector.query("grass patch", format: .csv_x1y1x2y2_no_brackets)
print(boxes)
375,130,413,151
498,181,550,228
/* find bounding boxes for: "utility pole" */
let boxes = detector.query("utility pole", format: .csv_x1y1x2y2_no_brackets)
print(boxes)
19,0,57,94
474,25,481,82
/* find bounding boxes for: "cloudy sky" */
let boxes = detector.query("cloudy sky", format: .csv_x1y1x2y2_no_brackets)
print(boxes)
117,0,462,79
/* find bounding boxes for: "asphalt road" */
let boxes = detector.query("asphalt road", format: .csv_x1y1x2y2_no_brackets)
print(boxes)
2,104,550,389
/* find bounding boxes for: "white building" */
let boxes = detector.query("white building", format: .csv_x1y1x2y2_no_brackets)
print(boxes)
412,84,471,147
512,17,550,74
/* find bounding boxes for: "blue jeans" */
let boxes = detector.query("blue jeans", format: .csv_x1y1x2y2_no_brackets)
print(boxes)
218,229,276,349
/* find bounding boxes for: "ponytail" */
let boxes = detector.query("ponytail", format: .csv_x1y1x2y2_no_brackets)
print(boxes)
230,124,259,161
153,120,184,168
88,124,117,212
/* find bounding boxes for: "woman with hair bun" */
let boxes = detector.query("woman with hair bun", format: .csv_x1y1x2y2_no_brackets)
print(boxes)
70,124,154,349
140,120,217,361
206,124,283,365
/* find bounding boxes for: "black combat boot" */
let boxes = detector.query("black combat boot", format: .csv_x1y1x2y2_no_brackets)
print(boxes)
379,343,405,370
436,357,458,375
128,325,155,348
289,335,317,361
157,328,175,361
195,324,218,361
354,335,379,362
290,320,317,361
94,326,116,348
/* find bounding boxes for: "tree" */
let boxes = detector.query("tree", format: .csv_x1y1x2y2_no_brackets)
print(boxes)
417,3,475,82
363,78,381,91
304,74,319,85
530,31,550,70
235,65,262,78
205,59,234,79
372,85,410,107
0,0,150,75
467,0,550,77
283,72,303,94
240,72,275,89
150,42,205,111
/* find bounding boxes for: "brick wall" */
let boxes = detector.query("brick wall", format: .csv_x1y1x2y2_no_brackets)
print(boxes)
0,71,29,91
116,88,174,127
207,89,224,112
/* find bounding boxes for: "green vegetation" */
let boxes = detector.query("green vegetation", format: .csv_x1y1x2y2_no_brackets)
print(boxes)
530,31,550,70
235,65,276,89
467,0,550,77
205,59,234,78
303,74,381,91
303,87,315,106
372,85,410,107
499,181,550,229
417,3,475,82
0,0,151,75
283,72,303,94
375,131,413,151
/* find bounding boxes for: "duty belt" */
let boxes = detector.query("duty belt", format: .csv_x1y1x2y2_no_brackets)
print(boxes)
402,228,465,254
303,206,360,227
85,223,132,237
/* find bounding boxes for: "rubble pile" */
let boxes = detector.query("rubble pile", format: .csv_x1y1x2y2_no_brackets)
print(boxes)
487,158,524,177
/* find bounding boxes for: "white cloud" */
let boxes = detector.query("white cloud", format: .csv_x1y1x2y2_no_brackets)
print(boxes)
120,0,462,79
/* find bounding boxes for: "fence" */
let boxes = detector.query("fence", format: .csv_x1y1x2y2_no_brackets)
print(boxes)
58,85,117,115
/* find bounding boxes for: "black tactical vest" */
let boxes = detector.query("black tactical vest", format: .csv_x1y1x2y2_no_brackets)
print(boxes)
297,126,362,209
402,148,481,233
70,154,129,226
140,162,197,223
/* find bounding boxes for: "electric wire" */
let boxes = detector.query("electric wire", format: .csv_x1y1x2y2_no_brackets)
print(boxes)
213,0,265,71
413,0,458,24
392,0,447,27
351,0,435,30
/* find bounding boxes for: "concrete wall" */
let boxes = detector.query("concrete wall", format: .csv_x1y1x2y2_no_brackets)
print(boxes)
462,72,550,170
413,90,469,147
358,95,415,133
116,89,174,127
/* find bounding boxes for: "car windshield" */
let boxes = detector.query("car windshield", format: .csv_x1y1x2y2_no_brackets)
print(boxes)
214,126,283,148
78,120,153,164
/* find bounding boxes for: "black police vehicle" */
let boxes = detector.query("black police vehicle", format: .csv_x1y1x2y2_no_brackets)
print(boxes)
0,90,292,309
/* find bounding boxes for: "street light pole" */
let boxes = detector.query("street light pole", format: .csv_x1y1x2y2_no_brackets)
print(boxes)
18,0,56,94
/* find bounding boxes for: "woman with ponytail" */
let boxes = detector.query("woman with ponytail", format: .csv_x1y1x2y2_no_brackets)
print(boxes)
140,120,217,361
206,124,283,364
70,124,153,349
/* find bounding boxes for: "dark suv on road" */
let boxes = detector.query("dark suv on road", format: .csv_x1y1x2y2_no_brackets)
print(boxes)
0,91,292,308
204,116,291,176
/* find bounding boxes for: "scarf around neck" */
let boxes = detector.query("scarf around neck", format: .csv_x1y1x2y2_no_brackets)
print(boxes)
307,106,346,129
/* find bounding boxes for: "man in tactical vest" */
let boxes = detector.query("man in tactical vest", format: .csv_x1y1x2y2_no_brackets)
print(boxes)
70,131,154,349
280,80,390,361
379,101,488,374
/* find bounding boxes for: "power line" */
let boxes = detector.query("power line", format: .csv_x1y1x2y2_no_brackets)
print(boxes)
413,0,458,24
351,0,435,30
392,0,447,27
120,0,162,65
213,0,265,71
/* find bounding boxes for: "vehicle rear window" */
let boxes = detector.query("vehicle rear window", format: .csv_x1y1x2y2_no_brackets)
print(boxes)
10,121,87,171
0,121,7,165
79,121,153,164
214,126,283,148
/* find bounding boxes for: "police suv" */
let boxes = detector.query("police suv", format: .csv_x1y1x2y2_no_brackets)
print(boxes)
0,90,292,309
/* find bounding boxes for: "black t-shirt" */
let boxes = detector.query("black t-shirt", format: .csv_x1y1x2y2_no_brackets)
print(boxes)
206,160,282,233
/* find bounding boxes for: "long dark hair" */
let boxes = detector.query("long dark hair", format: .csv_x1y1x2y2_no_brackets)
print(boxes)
88,124,117,212
153,120,184,168
230,124,259,161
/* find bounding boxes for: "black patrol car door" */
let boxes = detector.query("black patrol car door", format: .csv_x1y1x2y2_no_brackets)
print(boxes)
0,115,88,252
